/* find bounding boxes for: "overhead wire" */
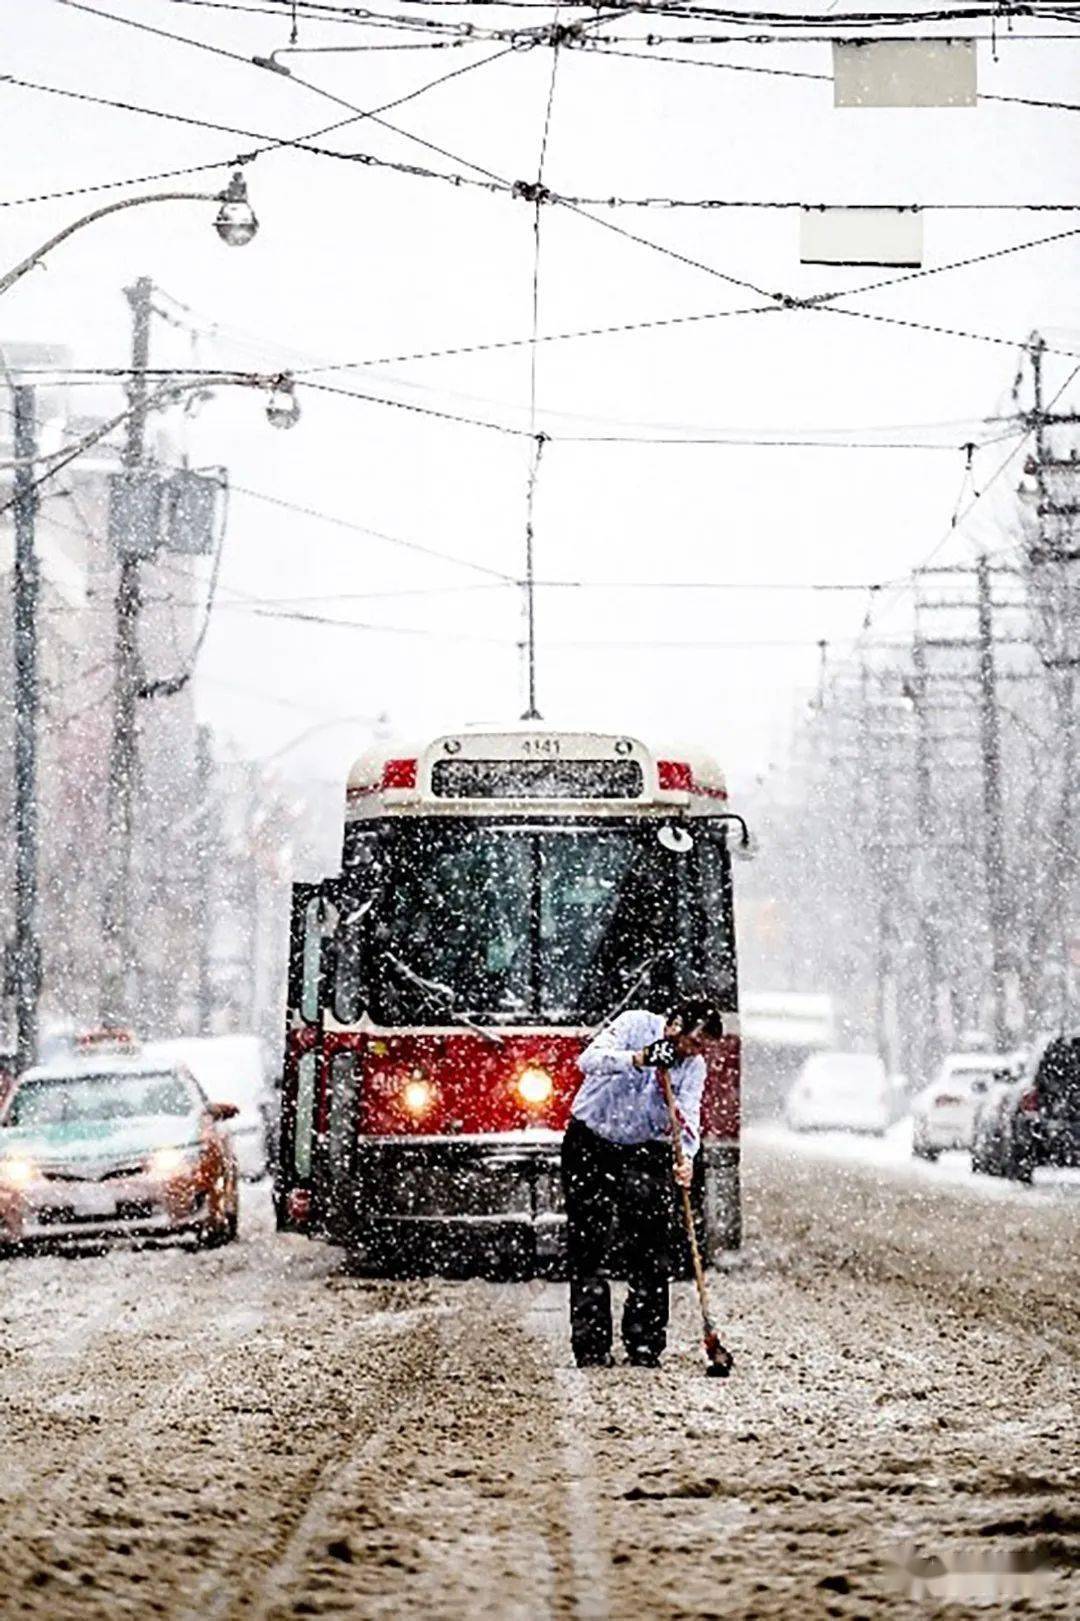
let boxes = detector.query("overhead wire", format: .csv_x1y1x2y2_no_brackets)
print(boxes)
227,481,518,579
0,44,521,197
6,49,1080,351
158,0,1080,21
848,352,1080,657
11,1,1080,657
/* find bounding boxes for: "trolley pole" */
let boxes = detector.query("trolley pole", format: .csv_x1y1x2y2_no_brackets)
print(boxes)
976,553,1008,1050
12,386,41,1074
101,275,152,1024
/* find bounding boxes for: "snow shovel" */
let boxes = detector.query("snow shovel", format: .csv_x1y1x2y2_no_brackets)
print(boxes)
658,1067,734,1378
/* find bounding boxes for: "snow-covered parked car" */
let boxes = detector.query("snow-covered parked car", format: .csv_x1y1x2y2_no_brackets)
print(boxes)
785,1052,897,1135
911,1051,1014,1161
972,1035,1080,1183
146,1035,276,1181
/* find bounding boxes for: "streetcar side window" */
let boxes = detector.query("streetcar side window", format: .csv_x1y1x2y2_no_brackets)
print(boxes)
695,833,737,1006
328,1051,358,1183
301,899,323,1024
294,1053,317,1178
334,834,381,1025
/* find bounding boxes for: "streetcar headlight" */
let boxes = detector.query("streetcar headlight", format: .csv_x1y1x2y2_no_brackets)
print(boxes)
401,1076,435,1117
0,1154,37,1188
516,1067,553,1107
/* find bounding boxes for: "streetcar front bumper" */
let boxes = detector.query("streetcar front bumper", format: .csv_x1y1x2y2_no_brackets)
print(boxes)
347,1132,566,1277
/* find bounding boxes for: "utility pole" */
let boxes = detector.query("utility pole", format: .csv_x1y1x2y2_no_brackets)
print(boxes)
101,276,152,1025
976,553,1008,1050
12,387,40,1073
195,725,214,1036
910,637,942,1076
1026,329,1080,1017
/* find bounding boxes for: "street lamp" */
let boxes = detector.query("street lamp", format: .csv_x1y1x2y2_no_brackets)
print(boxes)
266,374,301,429
0,172,259,300
214,172,259,247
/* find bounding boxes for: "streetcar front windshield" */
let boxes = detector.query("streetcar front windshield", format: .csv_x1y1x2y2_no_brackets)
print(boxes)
358,820,732,1027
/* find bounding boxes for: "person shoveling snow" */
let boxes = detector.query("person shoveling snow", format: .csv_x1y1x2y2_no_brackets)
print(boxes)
562,1001,732,1374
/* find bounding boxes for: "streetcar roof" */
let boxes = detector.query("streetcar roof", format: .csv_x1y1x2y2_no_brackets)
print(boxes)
345,723,729,818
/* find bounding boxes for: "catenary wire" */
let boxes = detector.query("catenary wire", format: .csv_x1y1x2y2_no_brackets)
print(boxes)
0,48,520,192
850,353,1080,655
158,0,1080,22
227,481,518,579
14,73,1074,370
7,48,1080,405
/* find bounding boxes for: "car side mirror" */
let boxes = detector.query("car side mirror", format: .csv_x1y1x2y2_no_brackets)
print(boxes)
208,1101,239,1122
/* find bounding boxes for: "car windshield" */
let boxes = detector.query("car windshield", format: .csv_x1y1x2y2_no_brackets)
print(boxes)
3,1071,201,1129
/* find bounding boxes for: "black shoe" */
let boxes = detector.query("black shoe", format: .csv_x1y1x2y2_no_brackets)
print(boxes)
625,1348,661,1368
574,1350,614,1368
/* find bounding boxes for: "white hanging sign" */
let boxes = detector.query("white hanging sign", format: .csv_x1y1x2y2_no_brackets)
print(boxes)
833,40,977,108
800,207,924,268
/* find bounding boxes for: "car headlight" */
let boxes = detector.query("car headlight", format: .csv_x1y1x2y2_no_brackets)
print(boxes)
515,1067,553,1107
146,1146,200,1179
400,1075,435,1117
0,1154,37,1189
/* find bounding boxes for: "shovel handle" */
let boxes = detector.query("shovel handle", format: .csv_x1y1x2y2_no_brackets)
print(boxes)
657,1067,710,1314
658,1067,734,1375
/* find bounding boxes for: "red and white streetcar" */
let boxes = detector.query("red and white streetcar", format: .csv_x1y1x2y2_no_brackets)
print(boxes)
275,724,748,1276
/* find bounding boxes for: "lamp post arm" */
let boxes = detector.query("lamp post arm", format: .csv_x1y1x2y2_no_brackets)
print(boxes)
0,191,220,299
0,373,269,518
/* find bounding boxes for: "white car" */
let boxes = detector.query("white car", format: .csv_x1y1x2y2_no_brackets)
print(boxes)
145,1036,275,1180
911,1052,1013,1160
785,1052,896,1135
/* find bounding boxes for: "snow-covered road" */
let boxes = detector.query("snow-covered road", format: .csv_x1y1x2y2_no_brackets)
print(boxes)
0,1143,1076,1618
748,1116,1080,1203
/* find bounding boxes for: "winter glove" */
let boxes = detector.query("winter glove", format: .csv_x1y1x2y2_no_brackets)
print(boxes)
640,1037,679,1069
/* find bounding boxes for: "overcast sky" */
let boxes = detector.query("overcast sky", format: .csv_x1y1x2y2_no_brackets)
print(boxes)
4,0,1079,808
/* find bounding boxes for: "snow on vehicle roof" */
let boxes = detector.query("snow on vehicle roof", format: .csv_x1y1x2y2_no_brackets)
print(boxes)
942,1052,1013,1071
799,1052,887,1086
18,1055,189,1084
144,1036,269,1108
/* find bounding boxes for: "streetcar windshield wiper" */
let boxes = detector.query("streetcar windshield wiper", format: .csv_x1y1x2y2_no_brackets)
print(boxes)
380,951,504,1046
592,948,670,1037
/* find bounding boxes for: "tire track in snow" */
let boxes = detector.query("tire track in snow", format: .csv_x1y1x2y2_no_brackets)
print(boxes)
525,1287,612,1619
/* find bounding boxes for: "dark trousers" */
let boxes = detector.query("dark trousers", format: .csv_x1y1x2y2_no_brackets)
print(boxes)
561,1115,674,1360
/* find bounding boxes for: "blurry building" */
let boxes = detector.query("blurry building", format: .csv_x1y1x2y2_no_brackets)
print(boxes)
0,342,303,1050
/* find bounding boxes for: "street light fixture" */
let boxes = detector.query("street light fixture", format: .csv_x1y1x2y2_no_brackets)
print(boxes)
266,374,301,429
0,173,260,300
214,171,259,248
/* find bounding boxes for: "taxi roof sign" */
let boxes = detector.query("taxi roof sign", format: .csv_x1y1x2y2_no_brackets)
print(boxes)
75,1027,142,1057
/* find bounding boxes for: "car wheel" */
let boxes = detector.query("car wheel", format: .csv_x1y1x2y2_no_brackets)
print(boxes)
1005,1135,1034,1184
913,1140,938,1161
199,1211,238,1249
